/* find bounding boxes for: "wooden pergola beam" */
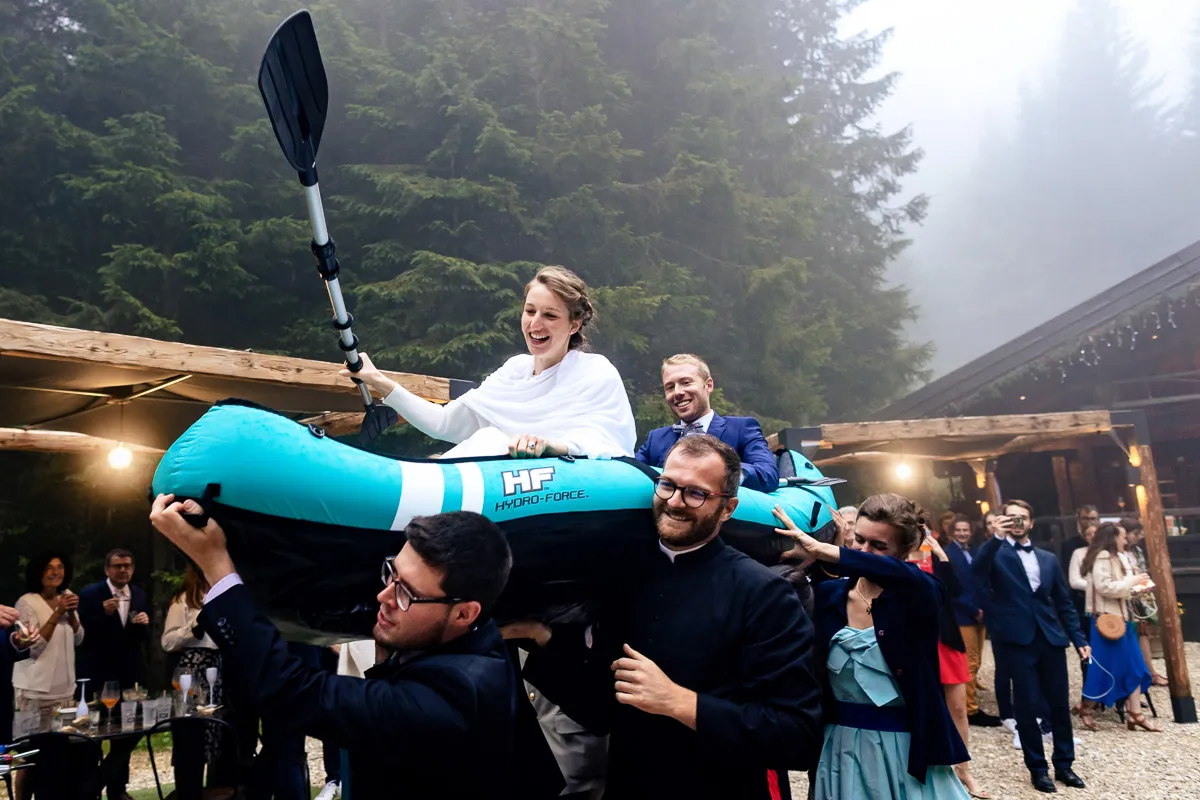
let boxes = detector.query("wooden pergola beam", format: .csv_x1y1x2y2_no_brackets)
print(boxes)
768,411,1115,453
298,411,372,437
0,428,163,455
0,318,450,403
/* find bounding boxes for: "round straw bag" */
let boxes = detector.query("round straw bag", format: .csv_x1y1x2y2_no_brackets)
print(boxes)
1090,567,1127,641
1094,612,1125,641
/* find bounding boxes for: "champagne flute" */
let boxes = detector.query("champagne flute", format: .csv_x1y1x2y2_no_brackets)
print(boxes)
178,673,193,714
205,667,219,706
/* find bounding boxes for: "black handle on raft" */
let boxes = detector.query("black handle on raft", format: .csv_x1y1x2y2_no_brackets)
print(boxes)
181,483,223,529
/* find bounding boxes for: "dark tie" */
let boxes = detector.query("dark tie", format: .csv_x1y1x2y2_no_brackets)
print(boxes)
672,421,704,437
1015,543,1034,553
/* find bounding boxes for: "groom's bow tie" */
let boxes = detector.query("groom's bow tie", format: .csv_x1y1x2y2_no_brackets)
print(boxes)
1014,542,1034,553
672,421,704,437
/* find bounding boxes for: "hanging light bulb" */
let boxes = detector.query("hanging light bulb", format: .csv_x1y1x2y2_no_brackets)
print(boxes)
108,402,131,469
108,443,132,469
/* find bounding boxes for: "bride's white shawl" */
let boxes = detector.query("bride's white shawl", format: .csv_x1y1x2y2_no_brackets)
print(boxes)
457,350,635,458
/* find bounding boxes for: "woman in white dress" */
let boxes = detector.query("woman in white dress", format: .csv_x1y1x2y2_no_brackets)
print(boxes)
12,553,84,720
342,265,636,459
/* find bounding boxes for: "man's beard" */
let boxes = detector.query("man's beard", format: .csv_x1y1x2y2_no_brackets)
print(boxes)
374,611,450,654
655,502,724,549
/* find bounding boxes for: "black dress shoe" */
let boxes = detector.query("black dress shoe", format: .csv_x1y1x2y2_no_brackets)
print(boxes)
968,710,1003,727
1055,768,1086,789
1031,773,1057,793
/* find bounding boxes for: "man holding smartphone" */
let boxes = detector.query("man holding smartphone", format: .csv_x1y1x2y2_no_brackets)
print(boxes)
974,500,1089,794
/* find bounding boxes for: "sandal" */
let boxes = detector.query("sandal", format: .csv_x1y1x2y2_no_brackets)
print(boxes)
955,766,990,799
1078,707,1099,732
1127,711,1161,732
1151,674,1169,687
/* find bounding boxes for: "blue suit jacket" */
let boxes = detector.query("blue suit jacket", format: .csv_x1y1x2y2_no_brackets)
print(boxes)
635,414,779,493
971,538,1085,649
945,542,981,627
814,548,968,783
76,580,150,688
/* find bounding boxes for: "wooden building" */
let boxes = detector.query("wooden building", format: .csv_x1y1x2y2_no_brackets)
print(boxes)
879,239,1200,642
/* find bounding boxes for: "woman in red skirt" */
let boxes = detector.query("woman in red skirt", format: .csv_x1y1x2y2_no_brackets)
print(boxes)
914,532,988,798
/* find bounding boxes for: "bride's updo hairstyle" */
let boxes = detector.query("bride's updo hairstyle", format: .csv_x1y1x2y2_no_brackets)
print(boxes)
526,266,596,351
856,493,929,560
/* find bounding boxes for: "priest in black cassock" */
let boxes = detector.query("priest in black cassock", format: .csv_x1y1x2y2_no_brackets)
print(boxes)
509,434,823,800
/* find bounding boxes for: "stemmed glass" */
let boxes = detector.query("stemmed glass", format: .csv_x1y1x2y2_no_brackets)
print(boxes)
178,673,193,715
101,681,119,723
205,667,219,707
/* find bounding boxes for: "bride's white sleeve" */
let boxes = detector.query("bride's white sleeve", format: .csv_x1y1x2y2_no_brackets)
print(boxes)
381,384,484,444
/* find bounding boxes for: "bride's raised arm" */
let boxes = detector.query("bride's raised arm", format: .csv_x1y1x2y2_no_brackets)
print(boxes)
340,353,484,444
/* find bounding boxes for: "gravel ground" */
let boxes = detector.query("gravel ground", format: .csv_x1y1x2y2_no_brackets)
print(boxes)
790,641,1200,800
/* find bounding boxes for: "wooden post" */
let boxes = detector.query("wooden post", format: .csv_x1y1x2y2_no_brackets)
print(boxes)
984,470,1002,514
1074,442,1100,508
1051,455,1074,515
1133,442,1197,723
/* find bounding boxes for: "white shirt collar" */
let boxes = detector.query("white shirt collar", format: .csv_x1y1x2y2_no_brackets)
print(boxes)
689,409,716,433
658,538,712,563
107,578,130,597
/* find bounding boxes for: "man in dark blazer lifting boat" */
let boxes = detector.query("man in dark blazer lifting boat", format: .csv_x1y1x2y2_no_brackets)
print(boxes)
149,499,562,799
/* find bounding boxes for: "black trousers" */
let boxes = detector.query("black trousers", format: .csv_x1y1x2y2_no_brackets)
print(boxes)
102,733,138,796
993,628,1075,775
318,646,342,784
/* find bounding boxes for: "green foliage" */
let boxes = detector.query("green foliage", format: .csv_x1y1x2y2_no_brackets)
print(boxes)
0,0,929,447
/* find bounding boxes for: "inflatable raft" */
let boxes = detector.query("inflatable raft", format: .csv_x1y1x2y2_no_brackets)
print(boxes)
151,401,840,642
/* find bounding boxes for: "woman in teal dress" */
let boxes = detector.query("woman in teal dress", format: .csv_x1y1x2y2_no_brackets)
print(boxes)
776,494,970,799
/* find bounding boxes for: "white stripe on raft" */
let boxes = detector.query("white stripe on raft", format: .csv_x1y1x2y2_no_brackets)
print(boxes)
456,462,485,514
391,461,445,530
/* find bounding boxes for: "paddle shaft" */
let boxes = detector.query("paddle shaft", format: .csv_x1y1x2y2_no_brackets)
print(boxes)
302,180,374,407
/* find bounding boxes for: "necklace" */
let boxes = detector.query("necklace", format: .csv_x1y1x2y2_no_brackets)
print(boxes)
855,579,880,614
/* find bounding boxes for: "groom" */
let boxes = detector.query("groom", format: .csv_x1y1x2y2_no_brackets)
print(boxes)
973,499,1088,794
635,354,779,493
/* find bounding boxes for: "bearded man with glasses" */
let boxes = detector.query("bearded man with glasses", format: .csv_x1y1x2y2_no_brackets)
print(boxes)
149,498,563,799
507,434,822,800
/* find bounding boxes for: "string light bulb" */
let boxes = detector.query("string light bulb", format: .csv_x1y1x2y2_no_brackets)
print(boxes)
108,443,132,469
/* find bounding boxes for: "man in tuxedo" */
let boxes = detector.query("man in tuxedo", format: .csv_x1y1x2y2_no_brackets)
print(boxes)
149,499,562,799
635,354,779,493
77,549,151,800
973,500,1089,794
945,515,1000,727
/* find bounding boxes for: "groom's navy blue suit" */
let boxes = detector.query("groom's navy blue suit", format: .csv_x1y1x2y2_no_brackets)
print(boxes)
974,537,1086,777
635,413,779,494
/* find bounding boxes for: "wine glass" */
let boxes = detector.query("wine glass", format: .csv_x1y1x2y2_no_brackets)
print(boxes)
101,681,119,722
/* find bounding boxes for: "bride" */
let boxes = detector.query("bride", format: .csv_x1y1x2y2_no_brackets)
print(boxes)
341,266,636,460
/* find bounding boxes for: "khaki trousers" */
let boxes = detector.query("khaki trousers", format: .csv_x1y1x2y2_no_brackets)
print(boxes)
960,623,986,715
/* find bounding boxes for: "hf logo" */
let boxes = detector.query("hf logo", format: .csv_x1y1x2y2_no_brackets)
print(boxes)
502,467,556,496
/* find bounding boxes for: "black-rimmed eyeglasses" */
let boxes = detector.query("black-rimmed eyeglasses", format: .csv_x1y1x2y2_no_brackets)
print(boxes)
653,477,731,508
381,557,465,612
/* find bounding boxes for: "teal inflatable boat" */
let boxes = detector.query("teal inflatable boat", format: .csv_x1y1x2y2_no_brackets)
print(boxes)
152,401,840,642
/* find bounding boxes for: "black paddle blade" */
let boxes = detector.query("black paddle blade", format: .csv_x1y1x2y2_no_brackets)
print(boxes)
258,10,328,182
358,404,399,446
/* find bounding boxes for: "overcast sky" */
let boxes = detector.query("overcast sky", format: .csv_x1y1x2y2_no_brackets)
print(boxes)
839,0,1198,375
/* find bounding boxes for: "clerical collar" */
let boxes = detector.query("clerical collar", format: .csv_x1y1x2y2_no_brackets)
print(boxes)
658,537,715,562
